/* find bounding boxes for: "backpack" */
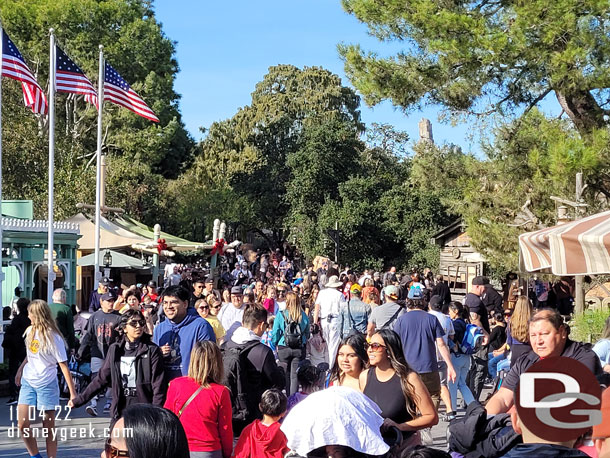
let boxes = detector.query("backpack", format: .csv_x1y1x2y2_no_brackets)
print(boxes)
460,323,485,355
221,340,260,422
283,311,303,349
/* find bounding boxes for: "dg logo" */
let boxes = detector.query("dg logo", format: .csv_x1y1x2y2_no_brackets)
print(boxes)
515,356,602,442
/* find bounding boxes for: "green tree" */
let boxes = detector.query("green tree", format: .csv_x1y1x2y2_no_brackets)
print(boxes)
458,110,610,274
0,0,193,222
339,0,610,134
195,65,364,247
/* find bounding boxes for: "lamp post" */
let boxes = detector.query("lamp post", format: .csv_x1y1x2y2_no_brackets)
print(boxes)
103,250,112,279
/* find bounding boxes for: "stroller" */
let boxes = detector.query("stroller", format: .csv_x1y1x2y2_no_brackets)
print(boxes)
61,355,92,396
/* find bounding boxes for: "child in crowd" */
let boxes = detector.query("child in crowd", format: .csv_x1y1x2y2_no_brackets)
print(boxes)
261,316,279,361
233,389,289,458
286,364,322,413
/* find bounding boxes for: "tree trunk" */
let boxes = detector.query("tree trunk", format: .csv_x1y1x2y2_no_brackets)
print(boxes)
555,89,607,135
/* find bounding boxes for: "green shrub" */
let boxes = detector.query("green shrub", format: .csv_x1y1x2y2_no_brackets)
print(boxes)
571,308,610,343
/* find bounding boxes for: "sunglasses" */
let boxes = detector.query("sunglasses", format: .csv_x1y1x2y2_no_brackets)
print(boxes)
210,304,221,309
198,305,209,311
127,320,145,328
277,291,286,296
366,342,387,352
105,438,129,457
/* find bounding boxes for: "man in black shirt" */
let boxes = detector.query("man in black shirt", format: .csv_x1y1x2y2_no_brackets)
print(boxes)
486,309,602,414
481,277,504,315
465,276,491,401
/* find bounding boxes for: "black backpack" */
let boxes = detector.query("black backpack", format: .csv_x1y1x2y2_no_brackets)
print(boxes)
221,340,259,422
282,310,303,349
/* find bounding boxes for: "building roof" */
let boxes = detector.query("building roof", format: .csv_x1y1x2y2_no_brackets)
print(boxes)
2,217,79,234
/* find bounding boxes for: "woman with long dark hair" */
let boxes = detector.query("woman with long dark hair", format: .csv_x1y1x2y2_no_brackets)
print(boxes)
271,291,310,395
328,333,368,390
102,404,189,458
70,309,165,427
493,296,532,366
361,329,437,446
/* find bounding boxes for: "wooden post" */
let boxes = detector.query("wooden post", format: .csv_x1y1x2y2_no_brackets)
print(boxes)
574,172,585,315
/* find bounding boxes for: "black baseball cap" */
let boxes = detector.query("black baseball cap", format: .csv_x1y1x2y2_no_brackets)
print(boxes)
101,290,118,302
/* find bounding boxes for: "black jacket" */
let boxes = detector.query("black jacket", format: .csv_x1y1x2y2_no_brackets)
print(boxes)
432,281,452,305
502,443,589,457
482,285,504,315
449,402,521,457
73,335,166,424
2,313,30,361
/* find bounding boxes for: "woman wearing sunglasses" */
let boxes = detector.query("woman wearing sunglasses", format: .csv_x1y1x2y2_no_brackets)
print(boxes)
103,403,189,458
69,309,166,428
194,296,225,343
360,329,438,448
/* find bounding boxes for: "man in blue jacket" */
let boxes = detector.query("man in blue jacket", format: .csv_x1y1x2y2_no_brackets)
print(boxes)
153,285,216,382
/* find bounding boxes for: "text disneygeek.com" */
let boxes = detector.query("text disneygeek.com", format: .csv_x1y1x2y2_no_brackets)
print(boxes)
6,423,133,441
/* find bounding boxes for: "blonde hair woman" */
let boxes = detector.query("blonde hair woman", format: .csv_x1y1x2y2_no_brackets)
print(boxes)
16,300,76,458
271,291,310,395
494,296,533,366
194,296,225,343
164,341,233,458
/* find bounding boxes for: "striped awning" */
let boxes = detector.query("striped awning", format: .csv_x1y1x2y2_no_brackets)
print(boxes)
519,210,610,275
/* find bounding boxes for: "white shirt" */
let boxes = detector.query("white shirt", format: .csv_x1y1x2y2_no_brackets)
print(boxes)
22,329,67,388
218,303,245,331
429,310,455,361
315,288,346,320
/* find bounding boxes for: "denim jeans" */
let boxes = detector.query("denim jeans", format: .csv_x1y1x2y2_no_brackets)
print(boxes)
488,352,507,379
448,352,475,412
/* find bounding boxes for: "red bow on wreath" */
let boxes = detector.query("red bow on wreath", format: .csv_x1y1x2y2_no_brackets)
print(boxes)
210,238,225,256
157,238,168,254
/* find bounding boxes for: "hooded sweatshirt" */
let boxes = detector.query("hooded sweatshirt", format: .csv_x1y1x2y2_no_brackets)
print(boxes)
153,308,215,380
233,420,289,458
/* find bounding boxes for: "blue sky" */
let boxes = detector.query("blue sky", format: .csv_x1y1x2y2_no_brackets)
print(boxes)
152,1,558,153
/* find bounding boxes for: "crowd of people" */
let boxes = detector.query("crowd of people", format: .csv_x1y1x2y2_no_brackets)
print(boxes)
2,248,610,458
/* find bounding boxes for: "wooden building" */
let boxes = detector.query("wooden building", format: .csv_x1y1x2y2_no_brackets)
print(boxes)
431,219,486,298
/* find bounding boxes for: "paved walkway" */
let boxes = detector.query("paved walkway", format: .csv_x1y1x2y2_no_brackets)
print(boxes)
0,389,490,457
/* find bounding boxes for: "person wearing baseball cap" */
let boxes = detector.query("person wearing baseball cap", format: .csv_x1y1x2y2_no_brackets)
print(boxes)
338,283,371,338
218,285,245,331
78,288,121,416
366,285,405,338
594,387,610,458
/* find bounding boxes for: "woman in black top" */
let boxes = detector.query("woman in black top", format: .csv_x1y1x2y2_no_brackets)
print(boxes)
360,329,437,444
70,309,165,427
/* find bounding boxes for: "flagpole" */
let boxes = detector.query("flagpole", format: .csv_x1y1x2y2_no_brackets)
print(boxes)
47,29,56,303
0,25,4,308
94,45,104,286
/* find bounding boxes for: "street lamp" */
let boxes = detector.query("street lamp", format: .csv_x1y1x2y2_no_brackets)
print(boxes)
103,250,112,268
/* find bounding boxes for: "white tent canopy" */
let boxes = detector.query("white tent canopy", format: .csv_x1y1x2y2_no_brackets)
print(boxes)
66,213,149,250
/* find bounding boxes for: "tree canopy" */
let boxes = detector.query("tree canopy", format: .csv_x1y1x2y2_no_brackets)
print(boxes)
339,0,610,135
0,0,194,223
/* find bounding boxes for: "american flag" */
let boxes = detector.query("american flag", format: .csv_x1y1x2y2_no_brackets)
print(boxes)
56,46,98,108
1,30,47,115
104,62,158,122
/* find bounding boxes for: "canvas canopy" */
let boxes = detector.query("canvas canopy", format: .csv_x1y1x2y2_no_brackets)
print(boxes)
519,210,610,275
66,213,149,250
77,249,148,269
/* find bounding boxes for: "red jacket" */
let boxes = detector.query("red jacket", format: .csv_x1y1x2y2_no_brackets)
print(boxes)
233,419,289,458
163,377,233,457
